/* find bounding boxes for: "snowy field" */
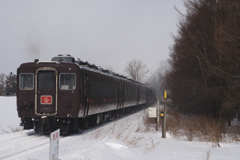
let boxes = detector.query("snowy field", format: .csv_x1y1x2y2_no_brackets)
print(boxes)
0,96,239,160
0,96,21,134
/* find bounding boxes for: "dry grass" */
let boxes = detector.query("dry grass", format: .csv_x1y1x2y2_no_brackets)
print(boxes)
143,108,240,144
226,126,240,142
167,110,225,144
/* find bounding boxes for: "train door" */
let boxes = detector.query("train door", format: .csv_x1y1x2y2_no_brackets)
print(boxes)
35,67,58,115
122,81,125,107
120,81,124,108
116,81,120,110
83,71,89,117
117,80,123,110
137,86,140,105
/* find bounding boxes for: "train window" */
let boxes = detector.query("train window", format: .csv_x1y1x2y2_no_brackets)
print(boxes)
19,73,34,90
59,73,76,90
38,71,56,90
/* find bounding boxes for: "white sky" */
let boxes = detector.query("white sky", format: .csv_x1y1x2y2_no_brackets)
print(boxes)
0,0,185,76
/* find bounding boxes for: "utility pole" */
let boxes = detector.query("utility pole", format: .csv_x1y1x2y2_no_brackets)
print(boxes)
162,89,167,138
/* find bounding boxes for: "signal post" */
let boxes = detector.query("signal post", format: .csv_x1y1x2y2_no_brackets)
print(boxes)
162,89,167,138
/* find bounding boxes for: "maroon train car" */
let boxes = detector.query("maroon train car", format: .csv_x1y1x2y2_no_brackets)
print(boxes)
17,55,155,135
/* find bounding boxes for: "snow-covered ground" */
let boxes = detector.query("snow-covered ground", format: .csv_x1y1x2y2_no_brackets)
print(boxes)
0,96,21,134
0,96,239,160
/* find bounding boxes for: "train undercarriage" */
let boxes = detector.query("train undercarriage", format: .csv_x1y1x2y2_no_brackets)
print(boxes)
21,104,147,136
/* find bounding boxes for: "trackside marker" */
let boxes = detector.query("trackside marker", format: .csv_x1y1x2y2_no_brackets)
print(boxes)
50,129,60,160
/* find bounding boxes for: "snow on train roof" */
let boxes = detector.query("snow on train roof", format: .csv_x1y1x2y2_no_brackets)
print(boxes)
76,62,144,86
51,55,145,87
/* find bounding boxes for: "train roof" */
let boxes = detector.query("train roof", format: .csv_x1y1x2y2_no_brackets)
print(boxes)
50,54,146,87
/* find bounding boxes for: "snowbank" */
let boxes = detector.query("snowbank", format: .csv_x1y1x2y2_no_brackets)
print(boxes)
0,96,21,134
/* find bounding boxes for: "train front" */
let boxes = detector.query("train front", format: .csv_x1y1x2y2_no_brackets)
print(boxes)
17,55,81,134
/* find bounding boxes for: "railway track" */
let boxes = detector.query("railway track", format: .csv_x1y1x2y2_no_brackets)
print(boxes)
0,109,148,160
0,127,99,160
0,130,35,144
0,130,49,160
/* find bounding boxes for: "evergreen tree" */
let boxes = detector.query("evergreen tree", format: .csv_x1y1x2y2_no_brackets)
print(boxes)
0,73,6,95
5,72,17,96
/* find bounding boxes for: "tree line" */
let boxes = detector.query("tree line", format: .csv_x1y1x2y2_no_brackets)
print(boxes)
0,72,17,96
164,0,240,122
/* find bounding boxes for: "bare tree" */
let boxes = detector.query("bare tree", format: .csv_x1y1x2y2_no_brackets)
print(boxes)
125,59,149,82
147,60,170,99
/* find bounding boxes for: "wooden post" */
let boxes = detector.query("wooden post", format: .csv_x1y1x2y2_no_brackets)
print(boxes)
156,100,160,131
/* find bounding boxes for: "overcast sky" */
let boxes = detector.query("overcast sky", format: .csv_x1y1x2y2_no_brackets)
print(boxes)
0,0,185,76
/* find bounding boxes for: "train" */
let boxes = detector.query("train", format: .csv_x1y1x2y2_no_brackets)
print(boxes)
17,54,156,135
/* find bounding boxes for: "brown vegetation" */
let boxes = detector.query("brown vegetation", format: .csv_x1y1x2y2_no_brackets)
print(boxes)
167,109,225,144
143,108,240,143
165,0,240,123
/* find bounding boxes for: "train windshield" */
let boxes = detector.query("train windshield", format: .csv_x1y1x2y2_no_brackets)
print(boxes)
38,71,56,90
59,73,76,90
19,73,34,90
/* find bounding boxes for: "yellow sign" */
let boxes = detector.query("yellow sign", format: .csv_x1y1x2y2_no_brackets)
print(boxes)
164,89,167,100
160,112,164,117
